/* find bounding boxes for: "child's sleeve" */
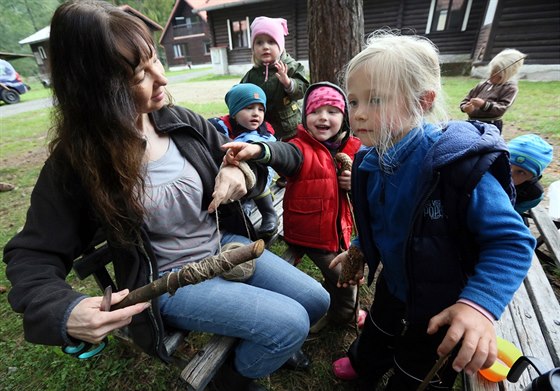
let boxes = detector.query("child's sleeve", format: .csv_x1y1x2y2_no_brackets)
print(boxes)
477,84,519,118
286,62,309,100
460,172,536,319
266,141,304,177
459,83,481,112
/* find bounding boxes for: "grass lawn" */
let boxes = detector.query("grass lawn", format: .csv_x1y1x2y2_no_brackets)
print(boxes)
0,76,559,390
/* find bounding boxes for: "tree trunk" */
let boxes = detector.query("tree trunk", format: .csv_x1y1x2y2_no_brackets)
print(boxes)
307,0,364,86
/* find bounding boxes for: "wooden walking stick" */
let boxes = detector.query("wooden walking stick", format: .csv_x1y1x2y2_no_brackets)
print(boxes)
334,153,364,334
111,239,265,310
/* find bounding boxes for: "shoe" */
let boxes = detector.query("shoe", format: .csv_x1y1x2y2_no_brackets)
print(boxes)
357,309,367,329
210,358,267,391
309,314,329,334
332,357,358,380
254,191,278,239
282,349,310,371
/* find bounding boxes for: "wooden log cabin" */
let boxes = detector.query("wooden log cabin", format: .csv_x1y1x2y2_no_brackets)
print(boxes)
191,0,560,80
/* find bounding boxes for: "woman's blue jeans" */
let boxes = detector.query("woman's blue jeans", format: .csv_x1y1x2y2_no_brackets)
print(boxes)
158,233,330,378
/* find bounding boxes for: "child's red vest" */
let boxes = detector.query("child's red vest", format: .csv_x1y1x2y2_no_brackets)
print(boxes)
283,127,361,252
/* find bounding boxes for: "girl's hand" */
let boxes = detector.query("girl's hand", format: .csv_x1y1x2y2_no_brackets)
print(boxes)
209,164,247,213
67,289,149,344
222,142,263,164
427,303,497,376
462,102,475,114
338,170,351,191
469,98,485,109
329,251,364,287
273,61,290,88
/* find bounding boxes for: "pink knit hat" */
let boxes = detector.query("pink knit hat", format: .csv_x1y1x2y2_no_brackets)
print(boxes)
250,17,289,53
305,86,346,115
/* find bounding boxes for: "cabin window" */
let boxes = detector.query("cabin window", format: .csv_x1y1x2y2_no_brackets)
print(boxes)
203,41,211,55
174,16,186,26
38,46,47,60
227,17,250,49
426,0,473,33
173,44,185,58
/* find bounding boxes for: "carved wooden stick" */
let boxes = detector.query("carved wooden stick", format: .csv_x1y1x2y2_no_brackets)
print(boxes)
339,245,365,284
112,239,265,310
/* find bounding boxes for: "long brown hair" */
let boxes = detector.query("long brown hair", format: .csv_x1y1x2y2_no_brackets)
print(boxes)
48,0,155,244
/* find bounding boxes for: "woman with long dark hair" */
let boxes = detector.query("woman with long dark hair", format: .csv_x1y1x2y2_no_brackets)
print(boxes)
4,2,329,390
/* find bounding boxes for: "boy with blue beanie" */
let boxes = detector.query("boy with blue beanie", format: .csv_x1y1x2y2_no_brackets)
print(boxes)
508,134,554,214
209,84,279,239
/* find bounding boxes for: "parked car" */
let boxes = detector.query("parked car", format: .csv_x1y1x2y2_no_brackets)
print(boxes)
0,59,30,104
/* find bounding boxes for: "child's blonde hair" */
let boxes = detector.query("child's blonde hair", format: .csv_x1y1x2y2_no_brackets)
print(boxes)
343,31,448,157
489,48,525,83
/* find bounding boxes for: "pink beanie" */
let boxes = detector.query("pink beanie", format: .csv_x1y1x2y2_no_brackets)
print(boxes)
250,17,289,53
306,86,346,115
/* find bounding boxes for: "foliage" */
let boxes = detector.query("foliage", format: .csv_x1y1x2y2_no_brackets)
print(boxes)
0,0,176,78
0,0,62,76
112,0,175,27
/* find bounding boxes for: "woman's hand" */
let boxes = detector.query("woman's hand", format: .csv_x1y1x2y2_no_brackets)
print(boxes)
427,303,497,376
274,60,291,89
338,170,351,191
67,289,149,344
221,142,263,165
208,164,247,213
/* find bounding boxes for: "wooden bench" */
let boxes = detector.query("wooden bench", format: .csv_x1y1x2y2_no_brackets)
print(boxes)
465,255,560,390
530,204,560,269
73,182,288,391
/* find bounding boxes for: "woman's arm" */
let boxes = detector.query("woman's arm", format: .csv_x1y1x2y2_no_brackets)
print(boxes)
4,160,96,346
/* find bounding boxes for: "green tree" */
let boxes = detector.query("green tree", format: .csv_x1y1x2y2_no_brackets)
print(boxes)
0,0,175,77
0,0,62,76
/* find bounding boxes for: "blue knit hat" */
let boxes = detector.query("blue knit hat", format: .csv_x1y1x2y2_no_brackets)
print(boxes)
225,84,267,117
508,134,553,177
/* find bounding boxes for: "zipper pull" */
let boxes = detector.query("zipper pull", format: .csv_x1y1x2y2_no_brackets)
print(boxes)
400,318,409,336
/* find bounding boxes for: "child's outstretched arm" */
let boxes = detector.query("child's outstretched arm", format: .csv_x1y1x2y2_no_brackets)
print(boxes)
222,142,263,165
224,140,304,178
427,303,497,376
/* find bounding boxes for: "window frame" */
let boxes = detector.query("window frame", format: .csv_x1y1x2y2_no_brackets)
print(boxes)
227,17,251,50
425,0,473,34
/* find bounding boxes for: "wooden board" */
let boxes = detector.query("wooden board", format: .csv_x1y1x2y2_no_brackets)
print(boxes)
530,205,560,268
181,335,237,391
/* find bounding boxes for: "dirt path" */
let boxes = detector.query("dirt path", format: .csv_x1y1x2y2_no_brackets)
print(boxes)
166,78,238,104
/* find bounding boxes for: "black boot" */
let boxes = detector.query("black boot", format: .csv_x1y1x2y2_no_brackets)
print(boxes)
209,358,267,391
254,191,278,239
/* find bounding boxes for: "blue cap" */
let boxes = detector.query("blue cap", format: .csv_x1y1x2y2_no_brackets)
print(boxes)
508,134,553,177
225,84,267,117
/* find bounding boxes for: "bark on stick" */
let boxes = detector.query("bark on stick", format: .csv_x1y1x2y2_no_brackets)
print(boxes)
112,239,265,310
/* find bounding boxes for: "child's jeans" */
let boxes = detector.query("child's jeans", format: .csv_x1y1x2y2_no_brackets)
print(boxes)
158,233,330,378
348,275,460,390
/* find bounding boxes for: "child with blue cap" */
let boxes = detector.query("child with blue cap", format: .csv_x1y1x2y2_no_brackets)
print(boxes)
508,134,554,214
209,83,279,239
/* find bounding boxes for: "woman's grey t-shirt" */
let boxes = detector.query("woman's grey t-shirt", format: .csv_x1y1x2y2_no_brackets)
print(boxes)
143,139,219,272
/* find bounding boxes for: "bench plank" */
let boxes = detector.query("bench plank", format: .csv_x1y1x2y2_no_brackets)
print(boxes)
530,205,560,268
467,254,559,391
524,254,560,367
181,335,237,391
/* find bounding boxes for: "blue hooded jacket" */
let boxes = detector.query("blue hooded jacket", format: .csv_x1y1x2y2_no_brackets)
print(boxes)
351,120,535,322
